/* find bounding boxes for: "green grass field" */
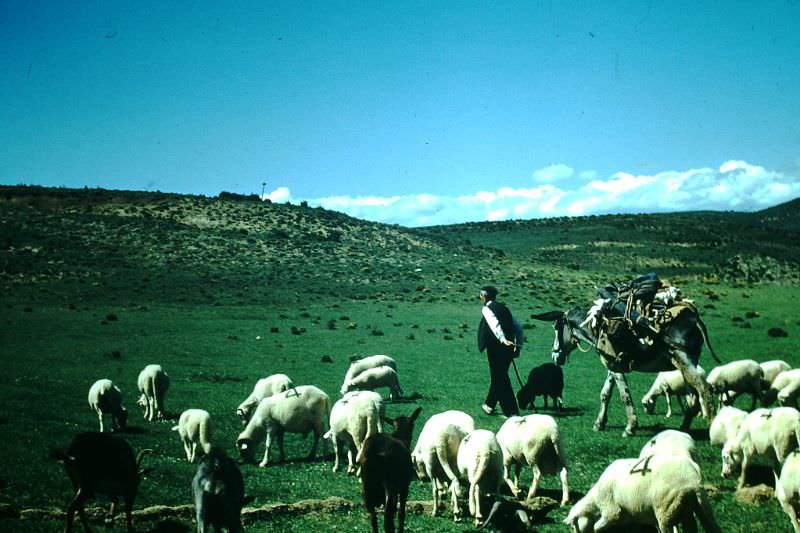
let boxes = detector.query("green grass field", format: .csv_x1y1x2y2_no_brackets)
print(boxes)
1,187,799,531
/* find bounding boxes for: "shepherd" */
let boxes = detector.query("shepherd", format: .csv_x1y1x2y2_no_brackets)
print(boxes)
477,285,522,418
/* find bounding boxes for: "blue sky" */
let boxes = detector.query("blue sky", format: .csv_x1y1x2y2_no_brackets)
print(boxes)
2,1,799,226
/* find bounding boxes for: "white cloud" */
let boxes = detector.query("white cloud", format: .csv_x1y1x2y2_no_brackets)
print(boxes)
532,163,574,183
264,160,800,227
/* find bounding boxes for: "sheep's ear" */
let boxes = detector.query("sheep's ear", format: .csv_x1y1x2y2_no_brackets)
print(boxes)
530,311,564,322
382,416,395,426
409,407,422,422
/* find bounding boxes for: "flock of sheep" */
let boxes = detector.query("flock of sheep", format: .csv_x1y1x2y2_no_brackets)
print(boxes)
54,352,800,533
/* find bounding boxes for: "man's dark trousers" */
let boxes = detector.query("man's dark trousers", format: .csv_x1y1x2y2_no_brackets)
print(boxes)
485,345,519,416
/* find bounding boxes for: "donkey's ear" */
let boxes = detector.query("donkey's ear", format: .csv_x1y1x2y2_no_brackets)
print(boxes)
530,311,564,322
409,406,422,422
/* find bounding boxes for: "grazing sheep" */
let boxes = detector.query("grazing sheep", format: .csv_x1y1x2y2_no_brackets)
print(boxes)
564,454,721,532
341,365,403,401
50,432,153,533
456,429,505,527
136,364,170,421
516,363,564,412
761,360,792,389
709,406,747,448
359,406,422,533
641,366,705,418
639,429,696,460
193,446,252,533
342,355,397,395
706,359,763,410
172,409,213,463
236,373,294,423
88,379,128,433
236,385,331,467
776,450,800,533
411,410,475,519
477,499,535,533
763,369,800,408
325,390,385,474
495,414,569,506
721,406,800,490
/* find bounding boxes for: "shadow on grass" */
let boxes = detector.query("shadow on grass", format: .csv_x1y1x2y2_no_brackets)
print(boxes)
146,520,190,533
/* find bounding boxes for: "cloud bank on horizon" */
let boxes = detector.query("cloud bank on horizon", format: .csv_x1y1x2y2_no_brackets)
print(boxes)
265,160,800,227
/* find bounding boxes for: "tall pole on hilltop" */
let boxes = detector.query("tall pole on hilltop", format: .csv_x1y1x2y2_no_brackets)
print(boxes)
261,182,266,200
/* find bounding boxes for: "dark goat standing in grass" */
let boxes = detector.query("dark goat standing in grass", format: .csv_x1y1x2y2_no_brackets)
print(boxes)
516,362,564,411
50,431,153,533
192,446,253,533
359,406,422,533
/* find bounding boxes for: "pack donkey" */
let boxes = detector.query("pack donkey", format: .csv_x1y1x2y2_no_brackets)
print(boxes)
532,304,720,436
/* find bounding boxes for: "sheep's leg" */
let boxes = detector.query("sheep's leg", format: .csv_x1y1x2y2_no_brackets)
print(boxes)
473,482,483,526
738,453,750,491
183,439,192,462
431,478,440,516
451,480,463,522
612,372,637,437
502,459,519,497
527,464,541,500
594,371,615,432
786,500,800,533
559,463,570,506
97,411,105,433
106,497,117,526
260,432,273,467
331,436,341,472
664,390,673,418
307,431,320,461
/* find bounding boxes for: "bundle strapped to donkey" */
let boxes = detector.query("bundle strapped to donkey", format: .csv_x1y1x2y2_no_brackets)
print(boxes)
588,273,698,373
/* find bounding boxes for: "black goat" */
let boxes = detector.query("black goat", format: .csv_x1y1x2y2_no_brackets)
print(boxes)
359,406,422,533
516,363,564,412
50,431,153,532
192,446,252,533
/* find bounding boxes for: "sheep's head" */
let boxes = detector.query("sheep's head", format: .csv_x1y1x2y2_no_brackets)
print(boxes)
137,394,147,407
721,441,743,478
642,396,656,415
411,454,428,481
236,407,251,425
237,438,257,464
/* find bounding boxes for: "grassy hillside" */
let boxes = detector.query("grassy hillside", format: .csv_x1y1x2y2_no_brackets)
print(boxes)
1,185,799,532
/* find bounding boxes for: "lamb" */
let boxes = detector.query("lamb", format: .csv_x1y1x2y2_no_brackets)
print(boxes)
341,365,403,401
760,359,792,389
359,406,422,533
88,379,128,433
709,406,747,448
762,369,800,408
236,384,331,467
410,410,475,519
192,446,252,533
641,366,705,418
776,450,800,533
50,432,153,533
455,429,505,527
341,354,397,395
236,373,294,423
516,363,564,411
706,359,763,410
721,406,800,490
639,429,696,460
495,414,569,506
325,390,385,474
136,364,170,421
564,454,721,532
172,409,213,463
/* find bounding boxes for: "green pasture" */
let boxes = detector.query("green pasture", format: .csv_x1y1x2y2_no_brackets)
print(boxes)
2,279,800,532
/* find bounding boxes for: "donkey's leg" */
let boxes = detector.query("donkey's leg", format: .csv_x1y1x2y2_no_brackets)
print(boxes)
594,371,615,432
671,350,715,428
612,372,638,437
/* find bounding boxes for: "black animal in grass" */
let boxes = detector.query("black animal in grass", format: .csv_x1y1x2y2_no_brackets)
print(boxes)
192,446,253,533
358,406,422,533
516,363,564,412
50,431,153,533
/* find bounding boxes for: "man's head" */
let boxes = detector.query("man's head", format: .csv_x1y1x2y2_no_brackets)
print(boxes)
480,285,498,302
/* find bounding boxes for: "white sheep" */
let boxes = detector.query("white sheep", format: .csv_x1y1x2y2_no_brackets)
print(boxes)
641,366,705,418
88,379,128,432
763,369,800,408
564,454,721,532
341,365,403,401
776,450,800,533
172,409,213,463
236,385,330,467
495,414,569,506
324,390,384,474
761,360,792,389
709,406,747,448
706,359,763,410
236,374,294,423
411,410,475,519
455,429,504,527
721,407,800,490
639,429,696,460
341,354,397,394
136,364,170,421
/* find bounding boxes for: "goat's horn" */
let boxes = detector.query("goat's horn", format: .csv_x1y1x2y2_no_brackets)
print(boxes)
136,448,155,468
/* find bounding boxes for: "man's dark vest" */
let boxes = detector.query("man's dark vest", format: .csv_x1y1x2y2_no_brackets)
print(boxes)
478,301,515,353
